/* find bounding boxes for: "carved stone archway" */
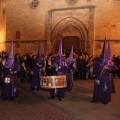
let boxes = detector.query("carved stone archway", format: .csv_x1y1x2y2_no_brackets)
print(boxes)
46,6,95,54
51,17,88,51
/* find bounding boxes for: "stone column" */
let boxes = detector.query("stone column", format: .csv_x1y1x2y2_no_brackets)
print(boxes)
46,10,52,54
87,7,95,55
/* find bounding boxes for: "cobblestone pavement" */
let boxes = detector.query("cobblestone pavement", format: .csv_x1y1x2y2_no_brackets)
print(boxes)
0,79,120,120
0,86,74,120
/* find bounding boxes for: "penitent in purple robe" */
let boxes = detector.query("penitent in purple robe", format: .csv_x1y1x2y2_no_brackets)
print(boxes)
31,62,44,90
66,62,75,91
31,42,44,90
106,40,116,94
50,56,65,99
1,67,18,99
92,59,111,103
66,45,75,91
107,60,116,93
1,41,19,100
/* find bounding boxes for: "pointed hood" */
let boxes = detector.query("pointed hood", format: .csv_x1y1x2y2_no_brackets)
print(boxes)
4,41,14,68
99,37,107,66
51,39,64,68
36,43,43,64
68,45,74,63
106,40,111,60
99,37,106,59
51,57,59,68
106,40,114,67
58,39,63,57
58,39,63,66
38,43,41,57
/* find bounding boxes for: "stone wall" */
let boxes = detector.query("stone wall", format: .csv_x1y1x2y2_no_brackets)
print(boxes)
95,40,120,57
2,40,47,55
0,0,120,56
0,0,6,51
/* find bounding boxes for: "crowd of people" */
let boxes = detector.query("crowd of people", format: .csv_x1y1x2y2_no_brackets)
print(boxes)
0,48,120,82
0,39,117,103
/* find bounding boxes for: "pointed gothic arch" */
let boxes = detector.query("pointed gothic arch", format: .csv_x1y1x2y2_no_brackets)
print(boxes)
46,6,95,54
51,17,88,51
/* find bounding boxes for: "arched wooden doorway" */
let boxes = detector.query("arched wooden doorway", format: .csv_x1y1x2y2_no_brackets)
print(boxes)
47,7,95,55
51,17,88,51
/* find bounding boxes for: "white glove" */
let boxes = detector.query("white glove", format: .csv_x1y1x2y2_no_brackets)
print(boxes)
95,79,100,85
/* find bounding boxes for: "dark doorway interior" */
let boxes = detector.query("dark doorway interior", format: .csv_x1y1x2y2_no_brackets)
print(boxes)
62,36,80,50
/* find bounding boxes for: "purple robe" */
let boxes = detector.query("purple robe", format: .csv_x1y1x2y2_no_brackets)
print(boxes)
107,60,116,93
92,60,111,103
31,63,44,90
50,56,66,98
66,62,75,91
109,73,116,93
1,71,18,99
61,61,67,75
1,62,19,99
3,62,19,76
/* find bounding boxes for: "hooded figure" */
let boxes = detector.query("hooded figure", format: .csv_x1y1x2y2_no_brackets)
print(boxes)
31,43,44,91
66,45,75,91
48,39,66,101
106,40,116,93
4,42,14,69
92,37,112,104
1,41,19,100
93,37,107,76
36,43,44,65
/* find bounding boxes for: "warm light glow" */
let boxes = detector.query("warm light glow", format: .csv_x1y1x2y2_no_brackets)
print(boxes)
0,30,6,52
0,1,6,52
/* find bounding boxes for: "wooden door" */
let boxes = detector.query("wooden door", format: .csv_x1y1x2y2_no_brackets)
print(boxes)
62,36,80,50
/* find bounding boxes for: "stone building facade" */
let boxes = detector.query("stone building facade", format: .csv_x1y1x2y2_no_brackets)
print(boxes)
0,0,120,56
